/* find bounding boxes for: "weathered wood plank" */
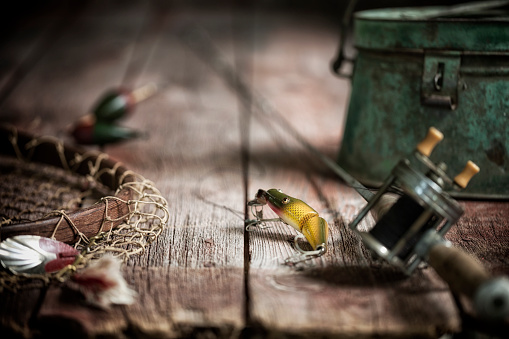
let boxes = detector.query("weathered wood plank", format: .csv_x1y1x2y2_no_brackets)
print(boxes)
0,282,45,338
35,284,128,337
249,267,459,338
114,11,247,335
1,2,248,337
247,173,461,337
124,266,244,338
1,2,509,338
1,0,148,134
35,267,246,338
83,4,248,336
0,1,86,107
451,201,509,276
242,13,462,337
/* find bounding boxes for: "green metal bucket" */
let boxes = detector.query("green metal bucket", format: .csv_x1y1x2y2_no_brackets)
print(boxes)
336,1,509,199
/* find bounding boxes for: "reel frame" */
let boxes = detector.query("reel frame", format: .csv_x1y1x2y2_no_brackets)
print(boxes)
349,133,466,275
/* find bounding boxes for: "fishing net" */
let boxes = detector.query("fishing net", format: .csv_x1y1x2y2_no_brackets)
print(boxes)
0,124,169,291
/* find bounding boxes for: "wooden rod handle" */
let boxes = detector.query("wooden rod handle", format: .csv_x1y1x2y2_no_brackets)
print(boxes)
429,243,509,320
428,243,490,298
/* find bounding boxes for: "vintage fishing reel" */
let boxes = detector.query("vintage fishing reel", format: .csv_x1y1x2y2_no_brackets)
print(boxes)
349,127,509,320
349,127,476,274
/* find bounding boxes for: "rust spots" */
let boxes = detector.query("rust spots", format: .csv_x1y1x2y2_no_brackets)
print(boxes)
486,139,507,167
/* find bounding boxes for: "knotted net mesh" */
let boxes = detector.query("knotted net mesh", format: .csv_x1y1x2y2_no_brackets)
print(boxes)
0,125,169,291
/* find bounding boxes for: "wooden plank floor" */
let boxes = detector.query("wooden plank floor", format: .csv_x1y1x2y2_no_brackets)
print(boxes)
0,1,508,338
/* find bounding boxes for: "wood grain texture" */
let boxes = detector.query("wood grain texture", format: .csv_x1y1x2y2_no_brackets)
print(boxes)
0,1,508,338
0,283,45,338
36,285,128,337
124,266,244,338
450,201,509,276
241,13,462,337
246,172,461,337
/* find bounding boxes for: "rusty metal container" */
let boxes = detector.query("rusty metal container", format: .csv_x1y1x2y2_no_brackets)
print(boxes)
336,2,509,198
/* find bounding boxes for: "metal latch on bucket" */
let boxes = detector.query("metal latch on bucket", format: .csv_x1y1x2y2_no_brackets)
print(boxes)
421,52,461,110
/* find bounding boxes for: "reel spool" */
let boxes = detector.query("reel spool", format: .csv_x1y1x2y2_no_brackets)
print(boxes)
349,127,509,321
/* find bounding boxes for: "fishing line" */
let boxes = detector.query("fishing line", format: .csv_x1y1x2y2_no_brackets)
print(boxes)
120,2,171,88
0,4,93,115
179,26,376,202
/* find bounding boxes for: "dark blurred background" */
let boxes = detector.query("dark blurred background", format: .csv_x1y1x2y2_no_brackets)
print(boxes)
0,0,474,30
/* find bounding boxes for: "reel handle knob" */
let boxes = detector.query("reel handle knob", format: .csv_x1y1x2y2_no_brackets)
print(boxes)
416,127,444,157
454,160,480,189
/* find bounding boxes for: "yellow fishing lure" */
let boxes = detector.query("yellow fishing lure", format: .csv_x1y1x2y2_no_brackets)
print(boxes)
247,189,329,262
